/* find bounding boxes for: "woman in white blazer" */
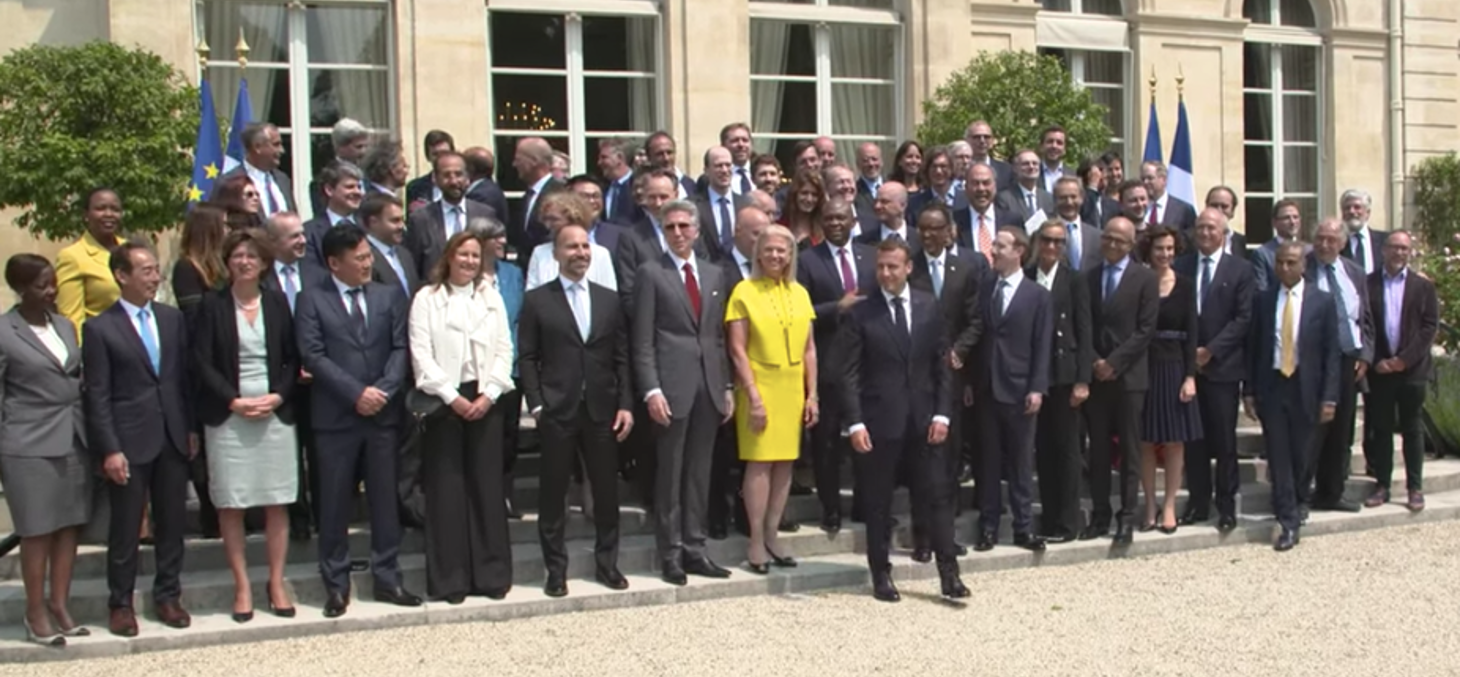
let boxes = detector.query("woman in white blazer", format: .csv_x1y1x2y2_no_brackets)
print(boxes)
408,230,516,603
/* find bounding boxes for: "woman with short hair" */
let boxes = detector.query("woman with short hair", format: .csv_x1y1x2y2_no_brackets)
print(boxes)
54,187,124,330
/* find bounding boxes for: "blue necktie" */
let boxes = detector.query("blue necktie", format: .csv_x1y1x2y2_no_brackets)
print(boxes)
264,174,281,215
347,288,367,339
930,258,944,299
1199,256,1213,313
137,308,161,375
1104,264,1118,301
736,168,752,194
718,197,733,250
281,264,299,313
1067,222,1081,271
1325,264,1357,355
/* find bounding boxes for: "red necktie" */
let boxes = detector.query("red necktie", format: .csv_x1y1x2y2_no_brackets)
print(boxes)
838,248,857,294
683,262,702,320
1148,204,1158,227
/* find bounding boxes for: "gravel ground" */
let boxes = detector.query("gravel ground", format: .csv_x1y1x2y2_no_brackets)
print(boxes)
11,521,1460,677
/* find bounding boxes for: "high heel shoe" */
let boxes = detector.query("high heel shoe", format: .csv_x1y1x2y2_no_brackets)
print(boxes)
48,607,90,637
24,617,66,647
267,583,297,618
1138,521,1157,533
231,610,254,624
744,561,770,575
1157,523,1178,535
766,547,798,568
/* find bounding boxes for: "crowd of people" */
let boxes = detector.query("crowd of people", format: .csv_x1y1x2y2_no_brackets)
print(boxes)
0,116,1441,646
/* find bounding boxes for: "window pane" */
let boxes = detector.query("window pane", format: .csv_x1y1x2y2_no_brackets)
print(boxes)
832,84,895,136
1243,0,1272,24
751,22,814,77
305,5,389,65
199,1,289,63
210,67,292,130
495,136,570,195
1245,196,1274,242
1281,94,1318,143
1281,46,1319,92
1292,198,1318,235
1039,47,1070,69
1090,86,1125,141
307,69,391,129
1244,93,1273,141
754,81,818,135
830,0,897,7
583,15,656,72
583,77,658,133
277,131,295,182
830,24,896,80
1283,146,1318,193
1085,51,1124,85
1244,42,1272,90
491,74,568,132
1084,0,1124,15
489,12,566,70
1042,0,1073,10
1244,145,1274,193
1280,0,1317,28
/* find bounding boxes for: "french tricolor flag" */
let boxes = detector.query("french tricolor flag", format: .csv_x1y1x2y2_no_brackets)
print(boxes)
1167,97,1195,205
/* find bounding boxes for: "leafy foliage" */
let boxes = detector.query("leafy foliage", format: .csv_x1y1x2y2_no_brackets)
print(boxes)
1409,153,1460,352
0,41,198,240
916,50,1113,162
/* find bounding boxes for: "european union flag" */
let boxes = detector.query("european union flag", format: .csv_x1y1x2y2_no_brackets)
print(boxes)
188,79,224,206
224,78,253,173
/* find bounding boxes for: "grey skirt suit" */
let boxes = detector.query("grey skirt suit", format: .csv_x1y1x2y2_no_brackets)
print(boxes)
0,309,93,536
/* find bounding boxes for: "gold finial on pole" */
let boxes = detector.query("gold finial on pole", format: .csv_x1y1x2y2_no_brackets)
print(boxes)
1148,65,1158,99
196,36,211,75
1176,63,1185,99
235,28,251,70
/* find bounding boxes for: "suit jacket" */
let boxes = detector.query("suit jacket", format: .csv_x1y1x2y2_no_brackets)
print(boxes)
513,177,566,256
973,275,1053,405
630,255,732,417
905,188,968,228
54,232,122,330
294,281,410,431
303,214,356,268
261,258,330,308
851,194,880,239
797,241,876,385
1342,227,1388,275
191,289,298,428
1026,263,1093,387
466,177,511,230
1063,219,1104,272
1086,260,1159,391
519,280,633,423
370,242,422,298
0,311,85,458
404,173,435,207
1081,190,1120,228
837,288,951,440
589,220,626,255
404,198,498,275
82,301,194,462
909,249,985,365
1227,231,1249,258
1152,196,1198,233
1247,284,1340,420
602,174,638,225
995,184,1055,223
614,218,707,317
1304,253,1375,366
854,223,923,257
951,204,1023,254
1250,239,1313,292
982,159,1015,192
1174,251,1255,383
1367,268,1440,383
693,191,752,261
216,165,297,214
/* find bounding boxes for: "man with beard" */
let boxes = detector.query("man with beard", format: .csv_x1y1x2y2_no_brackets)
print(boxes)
405,152,498,275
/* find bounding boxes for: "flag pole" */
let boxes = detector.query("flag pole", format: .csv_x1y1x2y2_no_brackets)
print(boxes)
236,28,250,71
1176,63,1184,102
197,37,210,79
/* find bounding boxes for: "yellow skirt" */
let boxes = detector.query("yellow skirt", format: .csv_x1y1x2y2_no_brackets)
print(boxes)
736,360,806,463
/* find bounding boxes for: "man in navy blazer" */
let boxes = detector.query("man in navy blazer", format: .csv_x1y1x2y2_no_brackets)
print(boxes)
1139,161,1198,234
294,225,422,616
1245,242,1339,551
1174,209,1255,530
971,226,1052,553
837,238,966,603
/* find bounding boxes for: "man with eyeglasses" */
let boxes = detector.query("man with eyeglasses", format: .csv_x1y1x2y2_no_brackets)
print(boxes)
964,120,1013,191
1051,177,1101,272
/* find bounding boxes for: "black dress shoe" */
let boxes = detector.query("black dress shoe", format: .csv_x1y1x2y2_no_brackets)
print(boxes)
789,482,812,496
1313,497,1362,513
445,595,466,605
820,513,842,535
683,557,732,579
267,583,297,618
1177,508,1209,526
957,462,975,483
1078,523,1108,541
872,572,900,602
544,573,568,598
323,592,349,618
1044,530,1076,544
974,531,996,552
595,567,629,590
1299,505,1310,525
661,561,688,586
1112,521,1134,546
707,522,729,540
953,542,969,557
1013,533,1047,552
911,547,933,563
744,561,770,575
481,587,510,600
373,586,423,607
1216,513,1238,532
940,575,971,600
766,547,797,568
777,518,800,533
1274,528,1298,552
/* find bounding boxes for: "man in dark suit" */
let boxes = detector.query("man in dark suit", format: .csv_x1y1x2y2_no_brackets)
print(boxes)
1363,230,1439,511
1112,179,1149,230
1082,216,1159,544
838,238,966,602
358,194,419,298
825,164,880,237
614,169,681,316
694,146,752,262
631,200,735,585
304,161,365,267
1175,208,1255,530
403,129,455,209
519,224,635,596
694,123,756,197
404,151,497,275
1028,219,1094,543
462,146,511,229
1139,161,1198,233
215,122,296,218
965,120,1013,191
294,226,422,616
1051,177,1103,272
511,137,566,257
955,164,1023,266
1305,218,1374,514
1245,242,1339,551
972,226,1052,552
643,131,698,198
857,181,917,251
854,142,884,199
1038,125,1077,193
1251,199,1308,292
1203,186,1249,258
1340,189,1387,276
84,242,197,637
597,138,640,224
995,149,1055,224
565,174,626,254
797,199,875,534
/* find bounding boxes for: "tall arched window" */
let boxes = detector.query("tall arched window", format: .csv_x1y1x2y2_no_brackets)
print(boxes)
1037,0,1130,162
1243,0,1322,241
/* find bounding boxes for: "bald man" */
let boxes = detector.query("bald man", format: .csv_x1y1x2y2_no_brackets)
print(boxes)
693,146,752,262
512,137,566,257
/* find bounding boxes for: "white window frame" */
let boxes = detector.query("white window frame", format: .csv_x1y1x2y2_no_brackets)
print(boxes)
193,0,397,216
1041,0,1124,15
484,0,664,183
1243,0,1325,236
1038,47,1132,163
747,1,905,149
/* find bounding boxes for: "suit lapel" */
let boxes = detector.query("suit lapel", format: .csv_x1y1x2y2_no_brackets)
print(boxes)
320,285,362,347
550,282,586,346
660,255,698,325
696,257,721,327
7,312,65,371
113,305,159,381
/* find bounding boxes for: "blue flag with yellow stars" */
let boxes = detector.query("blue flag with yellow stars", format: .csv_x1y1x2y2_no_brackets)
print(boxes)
189,79,224,207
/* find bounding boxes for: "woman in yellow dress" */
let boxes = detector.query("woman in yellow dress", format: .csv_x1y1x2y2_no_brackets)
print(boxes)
725,224,818,574
54,188,124,331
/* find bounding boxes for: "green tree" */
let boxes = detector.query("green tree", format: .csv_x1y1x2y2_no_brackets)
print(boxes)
916,50,1113,163
1410,152,1460,351
0,41,198,241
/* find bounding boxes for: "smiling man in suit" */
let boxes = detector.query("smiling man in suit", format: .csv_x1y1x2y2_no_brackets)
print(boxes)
359,194,419,298
1203,186,1249,257
304,162,365,267
295,225,421,616
1052,177,1102,272
965,120,1013,191
1245,241,1339,551
405,151,497,276
996,149,1055,224
955,163,1022,262
631,200,735,585
216,122,295,218
1340,189,1387,276
1251,199,1309,293
858,181,916,250
1174,208,1255,530
826,163,880,238
694,146,751,262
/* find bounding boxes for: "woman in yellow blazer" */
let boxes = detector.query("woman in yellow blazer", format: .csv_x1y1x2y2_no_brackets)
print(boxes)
54,188,124,329
725,224,818,575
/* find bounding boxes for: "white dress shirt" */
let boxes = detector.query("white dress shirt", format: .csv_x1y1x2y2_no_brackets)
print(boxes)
731,248,753,281
706,186,735,242
524,241,618,292
1273,279,1305,370
878,223,909,242
1196,247,1224,315
367,234,411,295
408,279,515,405
245,161,290,217
1350,226,1378,275
997,268,1025,314
1147,193,1169,225
845,284,948,434
1035,263,1058,290
1314,258,1362,353
523,174,553,219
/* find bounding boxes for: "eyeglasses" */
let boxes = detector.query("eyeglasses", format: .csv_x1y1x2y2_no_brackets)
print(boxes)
1041,238,1068,246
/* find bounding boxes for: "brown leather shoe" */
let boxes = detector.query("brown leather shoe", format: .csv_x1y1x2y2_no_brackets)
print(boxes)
109,607,139,637
1407,490,1425,512
155,600,192,629
1363,488,1390,508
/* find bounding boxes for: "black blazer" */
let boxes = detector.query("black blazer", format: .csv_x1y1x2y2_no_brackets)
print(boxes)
466,177,512,230
302,214,359,268
404,173,435,207
909,249,985,365
192,289,299,427
693,191,752,262
973,274,1052,405
82,301,194,462
1304,253,1375,366
951,204,1022,253
1247,284,1340,420
613,218,708,317
171,259,218,334
854,224,923,258
403,197,498,275
590,220,626,256
797,241,876,385
1154,196,1198,232
370,242,421,298
1026,262,1094,387
518,280,632,423
905,188,968,229
1175,251,1255,383
1081,190,1121,227
1342,228,1388,275
1085,260,1159,391
260,258,330,309
1367,268,1440,383
852,193,880,238
995,184,1055,223
513,177,566,256
602,174,638,225
294,281,410,431
837,288,951,440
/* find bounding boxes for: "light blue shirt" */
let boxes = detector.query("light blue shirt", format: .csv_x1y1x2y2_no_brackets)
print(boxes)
1102,256,1129,299
1315,259,1363,354
117,298,160,350
1383,267,1407,353
367,234,410,296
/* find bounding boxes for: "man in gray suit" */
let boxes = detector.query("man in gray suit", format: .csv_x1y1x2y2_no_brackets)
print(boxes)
1051,177,1102,272
631,199,735,585
997,149,1055,223
215,122,296,218
404,151,497,276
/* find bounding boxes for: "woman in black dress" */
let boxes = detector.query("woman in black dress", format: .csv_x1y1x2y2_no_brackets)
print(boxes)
1138,227,1202,533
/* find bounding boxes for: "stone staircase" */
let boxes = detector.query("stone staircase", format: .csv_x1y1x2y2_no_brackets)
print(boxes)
1,423,1456,663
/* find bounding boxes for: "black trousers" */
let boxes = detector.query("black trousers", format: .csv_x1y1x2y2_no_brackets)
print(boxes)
187,445,218,536
288,384,321,529
1035,385,1084,536
858,427,958,573
1307,356,1359,504
500,383,524,499
977,397,1038,534
107,446,189,609
538,401,620,576
809,387,850,519
1084,383,1144,525
706,420,744,531
316,420,403,595
1366,374,1428,491
1257,373,1316,531
421,383,512,598
1188,377,1241,517
652,383,719,564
